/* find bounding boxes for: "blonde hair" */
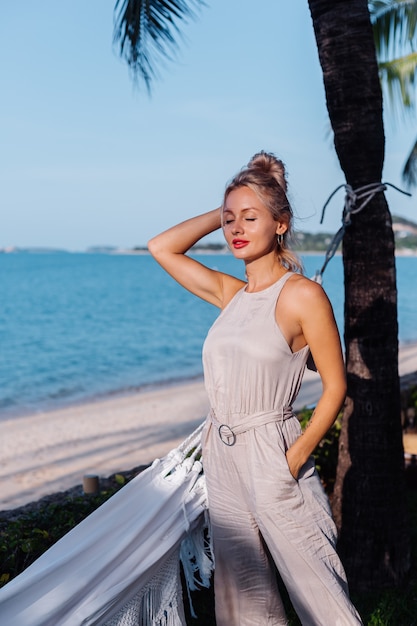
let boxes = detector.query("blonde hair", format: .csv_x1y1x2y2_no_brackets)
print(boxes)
223,151,302,272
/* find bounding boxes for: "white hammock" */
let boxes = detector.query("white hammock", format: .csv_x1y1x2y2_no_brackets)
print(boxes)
0,422,213,626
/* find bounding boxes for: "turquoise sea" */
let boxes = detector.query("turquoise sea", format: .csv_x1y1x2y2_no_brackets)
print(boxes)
0,252,415,419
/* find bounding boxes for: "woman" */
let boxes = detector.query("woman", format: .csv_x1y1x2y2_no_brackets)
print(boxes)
148,151,362,625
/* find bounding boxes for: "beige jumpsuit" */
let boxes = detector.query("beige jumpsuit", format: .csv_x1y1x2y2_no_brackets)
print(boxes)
201,272,362,626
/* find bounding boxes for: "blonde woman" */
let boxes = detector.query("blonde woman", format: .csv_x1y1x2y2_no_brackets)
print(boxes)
148,151,362,625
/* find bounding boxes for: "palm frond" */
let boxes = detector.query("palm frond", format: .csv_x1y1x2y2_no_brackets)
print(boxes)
113,0,205,91
379,50,417,108
369,0,417,60
402,135,417,186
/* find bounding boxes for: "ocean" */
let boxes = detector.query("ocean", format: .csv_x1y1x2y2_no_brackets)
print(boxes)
0,252,416,419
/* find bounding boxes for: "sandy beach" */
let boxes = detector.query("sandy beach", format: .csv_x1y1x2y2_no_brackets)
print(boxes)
1,343,417,511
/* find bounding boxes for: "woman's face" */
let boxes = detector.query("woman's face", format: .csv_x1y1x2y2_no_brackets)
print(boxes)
222,186,286,261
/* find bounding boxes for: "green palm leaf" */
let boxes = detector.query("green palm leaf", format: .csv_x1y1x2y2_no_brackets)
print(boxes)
403,136,417,186
113,0,205,91
369,0,417,59
369,0,417,186
378,50,417,108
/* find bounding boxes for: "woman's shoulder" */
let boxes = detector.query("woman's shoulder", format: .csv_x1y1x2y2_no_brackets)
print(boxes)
285,272,330,308
287,271,323,290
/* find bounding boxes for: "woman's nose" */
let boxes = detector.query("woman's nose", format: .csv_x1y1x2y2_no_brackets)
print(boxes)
232,219,243,234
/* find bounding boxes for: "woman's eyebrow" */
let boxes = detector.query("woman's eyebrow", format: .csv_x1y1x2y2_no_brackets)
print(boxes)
224,206,259,213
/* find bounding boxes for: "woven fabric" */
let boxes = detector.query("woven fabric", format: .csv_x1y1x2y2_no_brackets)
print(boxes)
0,424,212,626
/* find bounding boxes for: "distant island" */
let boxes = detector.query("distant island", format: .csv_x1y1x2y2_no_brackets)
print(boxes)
133,214,417,255
2,215,416,255
293,214,417,254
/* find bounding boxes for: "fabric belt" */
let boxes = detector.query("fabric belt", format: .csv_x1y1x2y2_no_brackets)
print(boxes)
209,407,294,446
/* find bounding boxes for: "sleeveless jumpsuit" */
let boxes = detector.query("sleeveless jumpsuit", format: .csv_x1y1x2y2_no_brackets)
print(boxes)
201,272,362,626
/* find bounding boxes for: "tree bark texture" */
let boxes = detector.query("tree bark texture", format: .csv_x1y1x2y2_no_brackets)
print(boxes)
308,0,410,590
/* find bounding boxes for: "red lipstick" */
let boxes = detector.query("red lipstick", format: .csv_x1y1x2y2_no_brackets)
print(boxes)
232,239,249,249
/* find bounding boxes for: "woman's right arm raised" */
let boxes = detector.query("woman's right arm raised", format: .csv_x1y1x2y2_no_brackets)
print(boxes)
147,208,244,308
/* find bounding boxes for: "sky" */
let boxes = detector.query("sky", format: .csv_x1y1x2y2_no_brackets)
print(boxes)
1,0,415,251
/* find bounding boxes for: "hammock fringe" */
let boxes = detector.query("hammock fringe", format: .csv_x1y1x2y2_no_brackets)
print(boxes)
0,422,211,626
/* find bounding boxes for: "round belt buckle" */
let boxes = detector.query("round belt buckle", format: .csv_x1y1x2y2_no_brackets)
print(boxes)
218,424,236,446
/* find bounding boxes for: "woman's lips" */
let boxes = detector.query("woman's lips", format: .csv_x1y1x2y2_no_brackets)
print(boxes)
232,239,249,249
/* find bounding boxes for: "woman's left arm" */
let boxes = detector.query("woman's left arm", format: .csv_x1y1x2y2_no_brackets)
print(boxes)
286,280,347,479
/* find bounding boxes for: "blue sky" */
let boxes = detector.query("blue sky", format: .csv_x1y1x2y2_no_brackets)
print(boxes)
1,0,415,250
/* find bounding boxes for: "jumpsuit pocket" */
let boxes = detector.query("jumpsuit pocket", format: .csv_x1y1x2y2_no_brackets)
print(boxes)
281,419,308,482
284,450,316,483
297,455,316,480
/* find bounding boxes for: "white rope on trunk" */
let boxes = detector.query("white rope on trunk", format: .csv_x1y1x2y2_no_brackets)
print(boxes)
313,181,411,283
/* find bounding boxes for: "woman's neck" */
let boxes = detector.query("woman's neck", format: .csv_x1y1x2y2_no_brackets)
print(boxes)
244,256,288,293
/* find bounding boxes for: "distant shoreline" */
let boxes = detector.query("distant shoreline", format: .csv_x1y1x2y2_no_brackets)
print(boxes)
3,213,416,256
118,247,417,257
1,244,417,258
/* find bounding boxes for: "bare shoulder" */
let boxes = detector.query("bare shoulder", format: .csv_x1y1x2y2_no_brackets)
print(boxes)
284,273,332,313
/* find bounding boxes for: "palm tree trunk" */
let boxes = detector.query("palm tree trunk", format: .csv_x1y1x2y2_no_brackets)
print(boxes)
307,0,410,590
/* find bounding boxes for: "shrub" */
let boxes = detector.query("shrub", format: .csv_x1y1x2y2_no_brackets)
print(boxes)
297,407,342,493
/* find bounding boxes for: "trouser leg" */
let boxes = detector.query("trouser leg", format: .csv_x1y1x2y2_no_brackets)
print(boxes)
258,483,362,626
203,427,288,626
250,422,363,626
210,507,288,626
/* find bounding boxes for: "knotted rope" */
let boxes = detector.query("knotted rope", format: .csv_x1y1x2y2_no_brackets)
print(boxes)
314,182,412,282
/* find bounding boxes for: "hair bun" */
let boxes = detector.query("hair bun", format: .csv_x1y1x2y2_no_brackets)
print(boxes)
247,151,287,193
